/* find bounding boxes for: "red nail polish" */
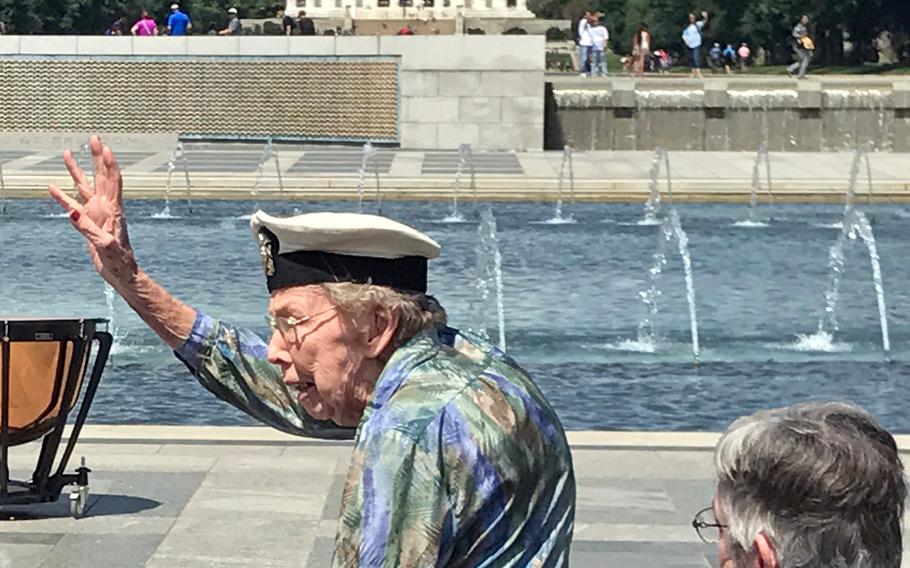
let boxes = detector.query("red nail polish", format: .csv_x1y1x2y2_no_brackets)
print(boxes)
70,210,81,222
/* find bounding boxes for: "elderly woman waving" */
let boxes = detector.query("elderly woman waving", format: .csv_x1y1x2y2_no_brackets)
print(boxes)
49,136,576,567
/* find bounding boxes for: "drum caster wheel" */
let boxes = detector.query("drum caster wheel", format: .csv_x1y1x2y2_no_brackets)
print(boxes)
69,486,89,518
70,457,91,519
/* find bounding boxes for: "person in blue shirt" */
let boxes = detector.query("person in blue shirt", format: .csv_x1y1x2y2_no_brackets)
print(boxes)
723,43,736,74
167,3,191,36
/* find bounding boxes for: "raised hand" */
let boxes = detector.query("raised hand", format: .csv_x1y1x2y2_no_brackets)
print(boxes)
48,135,137,285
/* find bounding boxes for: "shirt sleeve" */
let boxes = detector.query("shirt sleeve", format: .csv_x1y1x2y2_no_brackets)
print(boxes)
174,311,353,439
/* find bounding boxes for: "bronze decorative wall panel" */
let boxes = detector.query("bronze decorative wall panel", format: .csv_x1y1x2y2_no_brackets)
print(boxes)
0,57,399,142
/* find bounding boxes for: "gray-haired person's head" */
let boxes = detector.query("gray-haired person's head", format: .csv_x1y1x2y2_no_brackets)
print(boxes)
714,402,905,568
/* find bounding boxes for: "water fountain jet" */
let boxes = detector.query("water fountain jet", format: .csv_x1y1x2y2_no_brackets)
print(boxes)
156,141,192,218
640,146,672,225
545,146,577,224
441,144,474,223
472,208,506,350
251,138,285,201
797,148,890,357
735,144,774,227
620,149,700,362
0,162,6,214
356,142,382,214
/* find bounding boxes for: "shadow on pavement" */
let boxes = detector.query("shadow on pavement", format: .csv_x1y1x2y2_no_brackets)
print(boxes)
0,493,161,520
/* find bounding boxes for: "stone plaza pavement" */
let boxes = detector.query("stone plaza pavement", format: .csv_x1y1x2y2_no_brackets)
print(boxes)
1,143,909,202
0,427,724,568
3,427,910,568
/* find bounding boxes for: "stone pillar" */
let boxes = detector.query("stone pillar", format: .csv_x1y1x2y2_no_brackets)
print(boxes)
893,82,910,152
611,78,637,150
704,81,728,151
796,81,822,151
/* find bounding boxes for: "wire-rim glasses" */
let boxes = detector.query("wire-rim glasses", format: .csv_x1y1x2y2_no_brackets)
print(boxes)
265,306,338,343
692,506,727,544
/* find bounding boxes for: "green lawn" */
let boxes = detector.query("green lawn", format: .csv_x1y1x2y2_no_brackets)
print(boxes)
735,63,910,76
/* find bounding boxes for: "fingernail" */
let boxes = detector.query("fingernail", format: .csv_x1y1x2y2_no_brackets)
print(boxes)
70,210,81,222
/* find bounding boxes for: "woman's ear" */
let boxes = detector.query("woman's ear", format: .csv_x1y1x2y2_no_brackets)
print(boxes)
752,533,779,568
365,307,399,359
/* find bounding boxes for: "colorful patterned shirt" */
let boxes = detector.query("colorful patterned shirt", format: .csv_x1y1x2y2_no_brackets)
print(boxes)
176,312,576,567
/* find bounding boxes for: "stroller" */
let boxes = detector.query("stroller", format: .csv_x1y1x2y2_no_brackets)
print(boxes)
0,318,112,518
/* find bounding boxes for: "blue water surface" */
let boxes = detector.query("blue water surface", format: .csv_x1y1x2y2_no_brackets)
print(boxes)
2,198,909,431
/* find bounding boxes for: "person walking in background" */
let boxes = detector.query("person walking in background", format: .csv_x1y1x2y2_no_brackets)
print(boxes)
708,42,722,73
218,7,241,35
297,10,316,36
277,7,295,35
589,14,609,77
681,11,708,78
631,23,651,77
787,15,814,79
722,43,736,74
166,4,191,36
105,19,124,35
576,11,593,77
737,42,751,72
131,11,158,36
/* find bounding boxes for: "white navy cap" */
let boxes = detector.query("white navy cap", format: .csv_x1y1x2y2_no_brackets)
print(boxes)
170,3,179,9
228,7,238,13
250,211,440,293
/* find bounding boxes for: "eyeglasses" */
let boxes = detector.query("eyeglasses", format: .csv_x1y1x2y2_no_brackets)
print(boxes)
265,306,338,343
692,506,728,544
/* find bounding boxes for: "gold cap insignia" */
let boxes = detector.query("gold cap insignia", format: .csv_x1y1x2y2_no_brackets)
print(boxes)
258,231,275,277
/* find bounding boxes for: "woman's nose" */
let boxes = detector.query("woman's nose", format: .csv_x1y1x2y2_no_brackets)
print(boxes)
266,330,290,365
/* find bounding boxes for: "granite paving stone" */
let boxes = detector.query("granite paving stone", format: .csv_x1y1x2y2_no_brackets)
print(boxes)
0,428,907,567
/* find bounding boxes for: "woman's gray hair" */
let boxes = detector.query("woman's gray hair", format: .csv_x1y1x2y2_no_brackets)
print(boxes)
714,402,905,568
322,282,447,348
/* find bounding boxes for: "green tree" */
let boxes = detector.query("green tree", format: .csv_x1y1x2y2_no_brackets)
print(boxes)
0,0,277,34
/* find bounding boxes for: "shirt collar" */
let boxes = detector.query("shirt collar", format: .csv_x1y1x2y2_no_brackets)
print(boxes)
355,326,454,433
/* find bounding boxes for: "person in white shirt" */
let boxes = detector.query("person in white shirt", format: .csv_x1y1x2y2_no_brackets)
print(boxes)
576,11,593,77
589,15,609,77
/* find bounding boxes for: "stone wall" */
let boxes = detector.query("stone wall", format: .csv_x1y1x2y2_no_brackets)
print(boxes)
551,78,910,152
0,35,544,150
0,57,399,141
395,35,543,149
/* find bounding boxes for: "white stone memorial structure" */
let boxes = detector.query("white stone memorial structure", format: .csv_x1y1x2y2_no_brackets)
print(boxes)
284,0,534,21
